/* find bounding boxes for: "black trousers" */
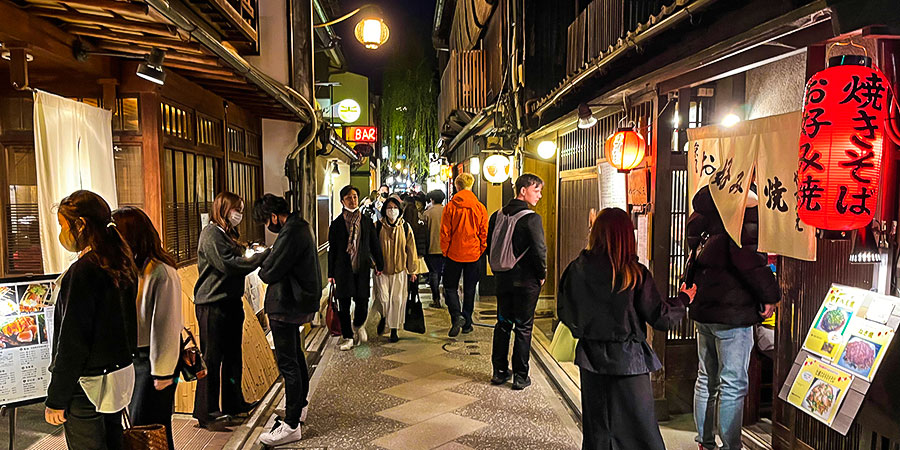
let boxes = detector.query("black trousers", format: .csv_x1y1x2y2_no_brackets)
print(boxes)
63,387,123,450
129,349,177,450
423,254,444,303
337,271,370,339
580,369,666,450
193,297,246,422
491,276,540,376
443,258,479,327
270,320,310,428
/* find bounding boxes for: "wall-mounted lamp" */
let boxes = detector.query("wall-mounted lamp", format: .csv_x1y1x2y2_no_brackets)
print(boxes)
470,156,481,175
136,48,166,85
330,160,341,179
577,103,598,129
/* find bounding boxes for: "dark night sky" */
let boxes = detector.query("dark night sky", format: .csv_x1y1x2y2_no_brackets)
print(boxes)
331,0,436,93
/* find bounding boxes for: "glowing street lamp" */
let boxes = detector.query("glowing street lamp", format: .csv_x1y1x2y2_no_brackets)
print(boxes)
314,5,390,50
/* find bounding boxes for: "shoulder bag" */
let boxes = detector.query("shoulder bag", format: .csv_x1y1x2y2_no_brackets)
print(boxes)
178,327,207,382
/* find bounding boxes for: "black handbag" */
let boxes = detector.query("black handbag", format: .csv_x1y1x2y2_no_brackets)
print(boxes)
403,295,426,334
178,327,207,382
681,232,709,288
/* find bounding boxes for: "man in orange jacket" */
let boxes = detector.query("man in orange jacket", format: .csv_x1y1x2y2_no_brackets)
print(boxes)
440,173,488,337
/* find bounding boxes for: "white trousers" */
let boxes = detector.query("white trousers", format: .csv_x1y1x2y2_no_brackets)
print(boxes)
375,271,408,330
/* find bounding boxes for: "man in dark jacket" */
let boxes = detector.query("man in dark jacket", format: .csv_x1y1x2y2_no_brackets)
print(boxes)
687,185,778,450
487,173,547,390
252,194,321,446
329,186,385,351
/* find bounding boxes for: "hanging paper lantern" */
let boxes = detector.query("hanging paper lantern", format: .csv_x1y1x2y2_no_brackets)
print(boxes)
605,127,646,173
797,55,889,232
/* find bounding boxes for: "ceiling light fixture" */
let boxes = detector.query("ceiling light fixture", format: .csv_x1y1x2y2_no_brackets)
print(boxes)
577,103,598,129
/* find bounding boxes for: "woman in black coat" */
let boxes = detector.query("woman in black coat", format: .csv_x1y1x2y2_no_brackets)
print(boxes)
558,208,690,450
328,185,385,351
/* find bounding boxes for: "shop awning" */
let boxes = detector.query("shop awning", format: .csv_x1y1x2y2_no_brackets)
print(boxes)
3,0,312,123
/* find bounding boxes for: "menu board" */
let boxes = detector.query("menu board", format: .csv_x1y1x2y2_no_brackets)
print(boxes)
0,276,57,406
801,284,896,381
780,284,900,435
786,357,853,426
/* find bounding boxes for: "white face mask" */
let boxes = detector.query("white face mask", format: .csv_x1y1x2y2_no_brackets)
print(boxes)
386,209,400,221
229,211,243,227
345,206,359,213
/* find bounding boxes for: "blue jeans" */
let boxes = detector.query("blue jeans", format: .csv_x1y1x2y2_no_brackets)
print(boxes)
693,323,753,450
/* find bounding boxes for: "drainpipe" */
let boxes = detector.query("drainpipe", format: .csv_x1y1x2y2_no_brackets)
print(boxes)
144,0,317,124
533,0,719,117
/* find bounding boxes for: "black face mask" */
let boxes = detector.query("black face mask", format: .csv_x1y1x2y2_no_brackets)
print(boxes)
267,219,283,234
380,192,389,199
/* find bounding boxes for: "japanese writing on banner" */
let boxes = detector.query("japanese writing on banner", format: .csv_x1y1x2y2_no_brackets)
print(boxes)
757,111,816,261
708,130,758,247
686,132,720,215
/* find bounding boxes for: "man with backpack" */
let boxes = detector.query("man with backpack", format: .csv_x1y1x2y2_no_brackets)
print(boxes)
487,173,547,390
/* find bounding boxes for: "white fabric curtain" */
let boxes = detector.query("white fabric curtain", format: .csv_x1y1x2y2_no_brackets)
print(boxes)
33,90,118,274
687,111,816,261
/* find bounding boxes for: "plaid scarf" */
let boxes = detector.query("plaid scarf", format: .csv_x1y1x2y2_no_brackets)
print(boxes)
343,209,362,272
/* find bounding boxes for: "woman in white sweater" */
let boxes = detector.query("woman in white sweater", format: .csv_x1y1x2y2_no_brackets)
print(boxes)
113,207,183,450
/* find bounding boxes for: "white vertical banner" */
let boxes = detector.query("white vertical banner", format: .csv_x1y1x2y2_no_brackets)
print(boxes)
757,111,817,261
708,127,759,247
686,129,722,214
597,161,626,211
33,90,118,274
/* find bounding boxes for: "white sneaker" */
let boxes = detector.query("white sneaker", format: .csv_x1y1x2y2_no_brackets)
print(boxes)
259,421,302,446
339,338,354,351
354,326,368,345
299,406,308,424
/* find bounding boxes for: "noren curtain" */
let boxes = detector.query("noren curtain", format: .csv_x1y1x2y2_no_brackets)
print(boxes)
33,90,118,274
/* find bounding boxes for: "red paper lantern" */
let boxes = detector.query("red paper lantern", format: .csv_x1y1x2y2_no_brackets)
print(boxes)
797,55,889,232
605,127,646,173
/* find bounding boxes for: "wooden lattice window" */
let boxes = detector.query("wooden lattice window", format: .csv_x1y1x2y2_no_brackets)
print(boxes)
227,161,263,243
5,146,42,276
164,149,218,264
197,114,221,148
246,132,260,158
112,97,140,132
226,125,245,155
114,144,144,209
161,102,194,141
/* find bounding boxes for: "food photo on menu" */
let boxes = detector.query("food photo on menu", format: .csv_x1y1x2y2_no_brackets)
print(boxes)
787,357,853,426
802,378,839,421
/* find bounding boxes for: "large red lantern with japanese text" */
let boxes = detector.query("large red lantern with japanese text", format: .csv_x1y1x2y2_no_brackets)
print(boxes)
797,55,888,233
605,127,646,173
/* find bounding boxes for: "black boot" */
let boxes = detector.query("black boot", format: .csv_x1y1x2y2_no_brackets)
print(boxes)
389,328,399,343
377,317,386,335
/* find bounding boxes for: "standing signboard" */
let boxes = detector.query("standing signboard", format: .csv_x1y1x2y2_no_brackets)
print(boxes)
779,284,899,434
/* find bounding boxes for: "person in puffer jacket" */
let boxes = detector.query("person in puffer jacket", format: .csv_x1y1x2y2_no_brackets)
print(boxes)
440,173,488,337
687,184,779,450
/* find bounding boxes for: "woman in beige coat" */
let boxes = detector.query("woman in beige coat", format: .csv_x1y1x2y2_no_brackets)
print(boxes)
374,196,418,342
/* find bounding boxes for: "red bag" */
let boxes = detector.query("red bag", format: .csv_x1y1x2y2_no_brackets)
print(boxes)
325,283,342,336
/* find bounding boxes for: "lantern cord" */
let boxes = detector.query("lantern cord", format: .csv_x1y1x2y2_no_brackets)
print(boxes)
827,40,868,59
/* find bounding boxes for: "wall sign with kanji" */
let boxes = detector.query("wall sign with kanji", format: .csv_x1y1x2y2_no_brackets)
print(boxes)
797,55,891,232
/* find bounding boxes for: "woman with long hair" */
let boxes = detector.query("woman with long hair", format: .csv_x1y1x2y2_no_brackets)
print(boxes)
557,208,690,450
193,191,269,428
44,190,138,450
112,206,182,450
373,196,418,343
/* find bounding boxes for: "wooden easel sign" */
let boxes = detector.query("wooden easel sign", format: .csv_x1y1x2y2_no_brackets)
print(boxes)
778,284,900,435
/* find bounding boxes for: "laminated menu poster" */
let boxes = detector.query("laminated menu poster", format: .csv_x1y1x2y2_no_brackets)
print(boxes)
787,357,854,426
802,285,866,360
801,284,897,381
0,276,57,406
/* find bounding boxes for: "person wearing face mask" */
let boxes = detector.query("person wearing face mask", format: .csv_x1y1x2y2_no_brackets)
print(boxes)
329,186,385,351
193,191,270,429
373,185,390,221
250,194,321,446
373,196,419,343
45,191,138,450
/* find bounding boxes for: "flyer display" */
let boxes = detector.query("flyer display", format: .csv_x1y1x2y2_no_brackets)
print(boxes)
834,319,893,381
786,357,853,426
802,285,863,360
0,276,57,406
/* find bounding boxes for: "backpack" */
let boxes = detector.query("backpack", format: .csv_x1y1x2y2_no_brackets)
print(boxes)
489,209,534,272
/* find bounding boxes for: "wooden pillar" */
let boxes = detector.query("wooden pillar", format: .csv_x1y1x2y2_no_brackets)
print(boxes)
289,0,317,225
649,91,678,418
140,91,164,232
